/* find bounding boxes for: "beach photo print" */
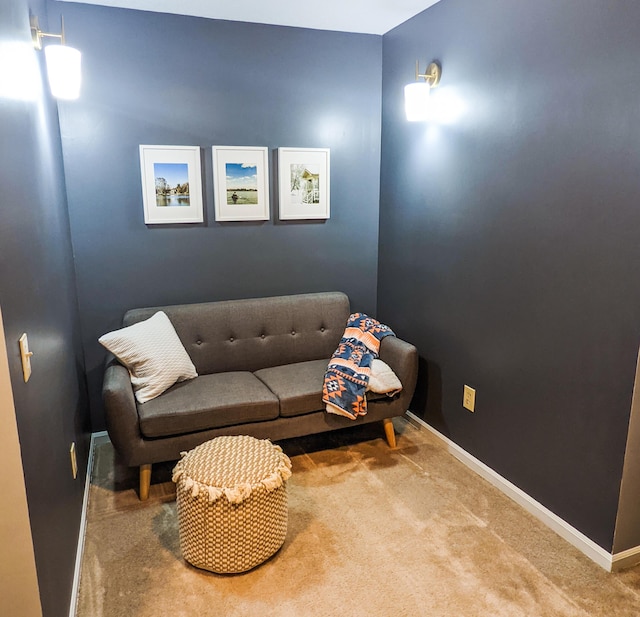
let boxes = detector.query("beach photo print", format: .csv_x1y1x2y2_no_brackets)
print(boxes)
213,146,270,221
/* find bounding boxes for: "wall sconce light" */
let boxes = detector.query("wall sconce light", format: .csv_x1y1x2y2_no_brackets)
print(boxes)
31,15,81,100
404,60,441,122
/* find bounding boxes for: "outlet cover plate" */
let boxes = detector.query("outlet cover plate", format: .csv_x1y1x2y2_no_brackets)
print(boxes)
463,385,476,412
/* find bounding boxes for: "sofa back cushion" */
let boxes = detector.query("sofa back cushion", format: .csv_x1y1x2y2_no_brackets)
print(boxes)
123,292,350,375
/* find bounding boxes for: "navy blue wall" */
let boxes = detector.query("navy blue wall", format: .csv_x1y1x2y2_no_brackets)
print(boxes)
52,3,383,431
0,1,90,615
379,0,640,551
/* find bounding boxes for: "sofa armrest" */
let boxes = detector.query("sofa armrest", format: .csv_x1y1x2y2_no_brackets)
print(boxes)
102,358,143,466
378,336,418,406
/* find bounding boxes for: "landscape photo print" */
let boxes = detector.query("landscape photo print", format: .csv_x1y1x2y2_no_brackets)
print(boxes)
139,145,203,224
278,148,330,220
212,146,270,221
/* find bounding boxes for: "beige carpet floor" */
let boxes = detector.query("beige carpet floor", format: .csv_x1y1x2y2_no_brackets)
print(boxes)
76,417,640,617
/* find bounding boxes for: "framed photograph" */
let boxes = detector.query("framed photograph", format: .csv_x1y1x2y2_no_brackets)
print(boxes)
139,145,203,224
278,147,330,220
212,146,270,221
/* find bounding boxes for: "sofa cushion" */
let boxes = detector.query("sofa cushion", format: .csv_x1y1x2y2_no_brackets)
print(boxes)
99,311,197,404
254,359,385,419
138,372,279,438
254,359,328,418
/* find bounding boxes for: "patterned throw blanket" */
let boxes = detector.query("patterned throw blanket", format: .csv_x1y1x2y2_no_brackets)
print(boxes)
322,313,395,420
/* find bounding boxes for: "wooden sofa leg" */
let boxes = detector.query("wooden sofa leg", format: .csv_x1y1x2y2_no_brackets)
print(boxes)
383,418,397,449
139,464,152,501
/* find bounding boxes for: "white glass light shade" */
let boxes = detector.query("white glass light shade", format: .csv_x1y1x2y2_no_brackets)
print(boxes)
404,82,431,122
44,45,81,100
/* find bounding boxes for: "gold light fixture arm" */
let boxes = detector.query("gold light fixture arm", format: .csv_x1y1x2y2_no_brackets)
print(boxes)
31,15,66,50
415,60,441,87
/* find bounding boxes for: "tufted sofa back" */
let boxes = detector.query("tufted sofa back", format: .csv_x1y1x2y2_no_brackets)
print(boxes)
123,292,351,375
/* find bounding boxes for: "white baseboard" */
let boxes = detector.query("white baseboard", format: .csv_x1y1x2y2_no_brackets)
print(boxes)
612,545,640,572
68,431,103,617
405,412,621,572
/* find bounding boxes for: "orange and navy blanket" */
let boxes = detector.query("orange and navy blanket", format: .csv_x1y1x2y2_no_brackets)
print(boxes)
322,313,395,420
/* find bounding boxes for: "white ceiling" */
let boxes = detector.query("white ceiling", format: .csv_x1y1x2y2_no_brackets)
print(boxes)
57,0,441,35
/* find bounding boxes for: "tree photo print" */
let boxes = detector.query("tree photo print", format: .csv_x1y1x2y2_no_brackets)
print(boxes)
154,162,190,207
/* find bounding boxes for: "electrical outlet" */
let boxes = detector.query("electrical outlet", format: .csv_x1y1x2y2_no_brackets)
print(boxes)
70,442,78,479
463,385,476,412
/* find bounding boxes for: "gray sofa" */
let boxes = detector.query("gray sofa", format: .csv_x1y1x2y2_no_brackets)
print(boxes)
103,292,418,499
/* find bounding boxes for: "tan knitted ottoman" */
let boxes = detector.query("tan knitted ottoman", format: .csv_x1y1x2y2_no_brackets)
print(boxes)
172,435,292,574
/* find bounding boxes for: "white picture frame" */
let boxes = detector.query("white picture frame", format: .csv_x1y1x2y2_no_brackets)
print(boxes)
278,147,330,220
212,146,270,221
139,145,204,224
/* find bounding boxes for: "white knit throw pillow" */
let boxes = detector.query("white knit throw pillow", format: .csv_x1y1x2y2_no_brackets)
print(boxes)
367,359,402,395
99,311,197,403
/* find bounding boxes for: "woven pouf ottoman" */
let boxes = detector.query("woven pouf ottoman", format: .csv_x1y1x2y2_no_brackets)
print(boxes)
172,435,292,574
